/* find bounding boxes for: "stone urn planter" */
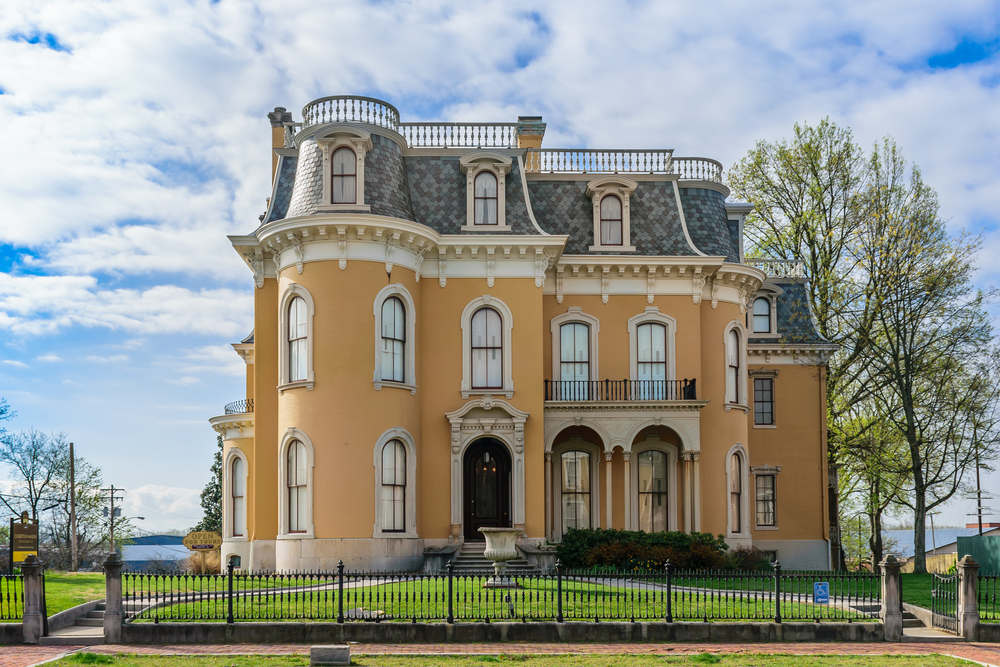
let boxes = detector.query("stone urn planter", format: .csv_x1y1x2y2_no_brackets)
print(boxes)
478,527,522,588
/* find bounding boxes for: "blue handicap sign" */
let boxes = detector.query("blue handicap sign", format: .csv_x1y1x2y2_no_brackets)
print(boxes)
814,581,830,605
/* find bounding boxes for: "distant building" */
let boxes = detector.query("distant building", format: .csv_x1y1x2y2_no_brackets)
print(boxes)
883,526,1000,573
122,535,188,571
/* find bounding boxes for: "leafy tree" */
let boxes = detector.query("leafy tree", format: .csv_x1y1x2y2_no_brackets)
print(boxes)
41,451,110,570
195,435,223,533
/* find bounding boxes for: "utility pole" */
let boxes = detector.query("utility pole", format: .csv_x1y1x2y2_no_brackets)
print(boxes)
966,442,994,536
101,485,124,552
69,442,77,572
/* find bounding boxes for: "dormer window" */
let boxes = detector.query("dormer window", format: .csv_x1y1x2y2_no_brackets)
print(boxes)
474,172,498,225
315,125,372,212
752,297,771,333
460,151,512,232
748,285,782,339
586,176,637,252
331,147,357,203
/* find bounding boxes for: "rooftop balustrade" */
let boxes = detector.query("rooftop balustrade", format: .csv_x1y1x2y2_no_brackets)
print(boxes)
224,398,254,415
400,122,518,148
301,96,400,130
745,258,807,278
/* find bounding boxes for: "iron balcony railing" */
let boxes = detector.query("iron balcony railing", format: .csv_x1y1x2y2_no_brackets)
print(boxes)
301,96,400,130
224,399,254,415
544,379,697,402
744,258,807,278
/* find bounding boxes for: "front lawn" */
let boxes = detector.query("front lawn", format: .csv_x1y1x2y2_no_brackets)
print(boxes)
1,571,105,622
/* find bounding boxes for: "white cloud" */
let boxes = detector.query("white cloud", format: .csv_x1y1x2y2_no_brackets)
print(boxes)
85,354,129,363
122,484,202,531
3,360,29,368
35,353,63,362
167,376,201,386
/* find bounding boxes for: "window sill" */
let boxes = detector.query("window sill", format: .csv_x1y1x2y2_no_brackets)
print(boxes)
224,536,249,542
460,224,511,233
753,424,777,429
462,388,514,399
373,530,419,539
588,244,637,253
278,380,314,395
754,525,779,531
374,381,417,395
315,204,371,213
277,532,315,540
725,403,750,413
749,333,781,340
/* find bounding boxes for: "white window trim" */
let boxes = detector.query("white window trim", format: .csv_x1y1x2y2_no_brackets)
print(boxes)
373,427,418,538
586,176,637,252
749,284,783,339
629,437,679,532
723,320,749,413
459,151,512,232
550,307,601,382
223,446,249,542
751,465,781,531
373,283,417,394
278,282,315,394
726,443,751,539
278,428,315,539
627,307,677,383
461,295,514,399
749,369,779,429
315,124,373,212
550,437,603,539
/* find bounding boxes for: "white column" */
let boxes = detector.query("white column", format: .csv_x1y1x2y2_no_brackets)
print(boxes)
544,452,552,540
623,451,632,530
681,451,692,532
605,451,614,529
693,452,702,532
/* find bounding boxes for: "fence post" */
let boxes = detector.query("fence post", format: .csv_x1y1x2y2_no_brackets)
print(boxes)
773,560,782,624
665,560,673,623
337,560,345,624
957,555,980,642
556,559,564,623
20,555,43,644
226,557,234,624
879,554,902,642
446,562,454,623
103,552,124,644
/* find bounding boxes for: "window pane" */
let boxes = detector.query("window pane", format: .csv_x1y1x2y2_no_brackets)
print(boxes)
487,349,502,387
232,458,244,496
753,297,770,332
475,172,497,197
381,486,395,530
289,487,299,532
332,147,356,176
601,219,622,245
600,195,621,219
472,348,487,387
233,496,245,536
638,324,652,362
394,441,406,485
382,442,396,485
472,309,487,345
393,298,405,340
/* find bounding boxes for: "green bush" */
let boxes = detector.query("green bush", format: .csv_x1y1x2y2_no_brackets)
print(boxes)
556,528,730,570
723,545,774,571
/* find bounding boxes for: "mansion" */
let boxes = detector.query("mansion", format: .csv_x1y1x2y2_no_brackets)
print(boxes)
210,95,836,572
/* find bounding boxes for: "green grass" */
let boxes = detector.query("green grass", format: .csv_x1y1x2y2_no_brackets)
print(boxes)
48,653,980,667
2,571,106,622
900,573,934,610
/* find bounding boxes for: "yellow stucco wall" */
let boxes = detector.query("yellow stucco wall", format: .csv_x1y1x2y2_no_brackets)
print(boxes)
252,278,279,541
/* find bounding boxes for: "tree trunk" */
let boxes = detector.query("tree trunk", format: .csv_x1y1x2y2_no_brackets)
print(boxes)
870,509,885,574
912,490,927,574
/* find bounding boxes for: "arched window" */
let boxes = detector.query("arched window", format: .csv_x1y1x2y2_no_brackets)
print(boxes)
637,450,668,532
560,450,591,534
729,453,742,534
600,195,623,246
380,297,405,383
637,322,667,399
559,322,590,399
474,172,498,225
471,307,503,389
287,440,308,533
726,330,740,404
231,457,245,538
331,146,357,204
752,297,771,333
381,440,406,532
288,296,308,382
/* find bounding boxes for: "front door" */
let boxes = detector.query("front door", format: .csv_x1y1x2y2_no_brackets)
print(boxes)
463,438,511,541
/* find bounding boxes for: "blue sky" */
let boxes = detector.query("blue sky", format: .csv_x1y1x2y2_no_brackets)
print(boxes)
1,0,998,532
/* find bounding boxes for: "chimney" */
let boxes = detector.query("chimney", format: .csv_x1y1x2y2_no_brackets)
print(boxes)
267,106,293,179
517,116,546,173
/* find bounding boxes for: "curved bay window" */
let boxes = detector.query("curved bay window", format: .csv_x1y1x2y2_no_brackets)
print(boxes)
726,330,740,404
637,322,667,399
560,451,591,534
380,297,405,383
288,296,308,382
287,440,308,533
381,440,406,532
637,450,668,532
559,322,590,399
231,457,245,538
471,307,502,389
474,172,498,225
600,195,623,246
752,297,771,333
729,454,743,534
331,146,357,204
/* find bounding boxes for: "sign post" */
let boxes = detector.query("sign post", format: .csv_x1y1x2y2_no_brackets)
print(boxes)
183,531,223,572
10,511,39,572
813,581,830,605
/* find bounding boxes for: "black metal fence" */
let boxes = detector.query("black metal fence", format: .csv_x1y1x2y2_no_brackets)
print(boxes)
121,562,880,624
224,398,254,415
0,573,23,620
931,573,958,633
981,575,999,623
544,379,697,402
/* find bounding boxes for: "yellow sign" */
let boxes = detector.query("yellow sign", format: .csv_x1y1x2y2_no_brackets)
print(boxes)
183,530,222,550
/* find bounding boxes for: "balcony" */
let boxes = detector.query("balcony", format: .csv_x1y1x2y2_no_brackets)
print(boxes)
223,398,254,415
544,379,697,402
745,258,806,278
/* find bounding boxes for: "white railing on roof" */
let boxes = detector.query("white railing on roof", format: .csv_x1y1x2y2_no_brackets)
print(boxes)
301,96,400,130
524,149,674,173
745,258,807,278
400,123,518,148
671,157,724,183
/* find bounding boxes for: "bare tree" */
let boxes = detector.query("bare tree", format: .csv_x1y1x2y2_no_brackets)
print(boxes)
41,451,110,570
0,429,67,520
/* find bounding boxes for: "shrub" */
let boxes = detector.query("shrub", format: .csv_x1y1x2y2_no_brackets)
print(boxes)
724,545,774,571
556,528,729,570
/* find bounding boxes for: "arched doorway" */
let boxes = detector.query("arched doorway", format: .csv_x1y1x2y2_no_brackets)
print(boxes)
463,438,512,541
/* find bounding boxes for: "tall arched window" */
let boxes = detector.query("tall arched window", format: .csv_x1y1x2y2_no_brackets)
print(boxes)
729,453,742,534
559,322,590,399
471,307,502,389
380,297,405,383
288,296,308,382
287,440,308,533
752,297,771,333
381,440,406,532
560,450,591,534
474,172,498,225
726,330,740,404
231,457,245,538
600,195,623,246
331,146,357,204
637,322,667,398
637,450,668,532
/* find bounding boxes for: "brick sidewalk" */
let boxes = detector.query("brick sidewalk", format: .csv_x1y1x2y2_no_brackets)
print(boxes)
3,643,1000,667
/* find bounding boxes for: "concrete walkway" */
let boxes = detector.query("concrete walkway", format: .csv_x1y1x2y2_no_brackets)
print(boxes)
4,642,1000,667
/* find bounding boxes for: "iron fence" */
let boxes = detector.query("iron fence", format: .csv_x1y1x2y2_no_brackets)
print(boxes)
544,379,697,402
121,562,880,624
980,575,999,623
931,573,958,633
0,573,23,620
224,398,254,415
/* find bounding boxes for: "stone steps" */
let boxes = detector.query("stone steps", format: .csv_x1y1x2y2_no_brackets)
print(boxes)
450,541,536,574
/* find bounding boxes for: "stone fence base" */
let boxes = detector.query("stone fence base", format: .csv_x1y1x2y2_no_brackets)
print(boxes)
122,621,884,644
